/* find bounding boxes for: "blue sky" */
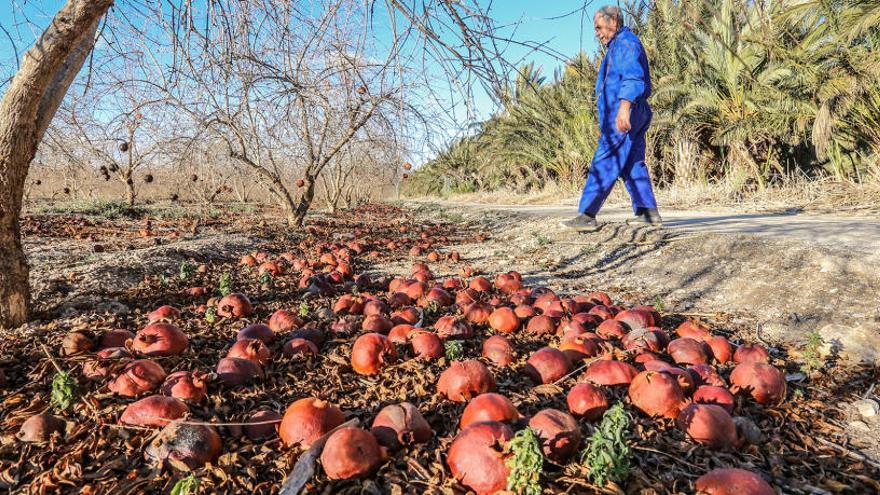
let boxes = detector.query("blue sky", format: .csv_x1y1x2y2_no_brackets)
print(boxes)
0,1,605,162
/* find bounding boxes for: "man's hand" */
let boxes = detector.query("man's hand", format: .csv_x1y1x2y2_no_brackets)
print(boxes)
616,99,632,133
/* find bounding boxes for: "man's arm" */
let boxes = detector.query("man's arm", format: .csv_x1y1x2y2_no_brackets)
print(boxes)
615,39,647,133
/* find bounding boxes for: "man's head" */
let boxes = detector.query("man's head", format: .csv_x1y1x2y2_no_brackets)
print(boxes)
594,5,623,46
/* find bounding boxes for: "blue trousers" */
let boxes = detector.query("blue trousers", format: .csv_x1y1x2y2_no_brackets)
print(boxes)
577,126,658,216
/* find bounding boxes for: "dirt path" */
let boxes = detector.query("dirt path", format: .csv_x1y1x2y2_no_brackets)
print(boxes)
419,201,880,254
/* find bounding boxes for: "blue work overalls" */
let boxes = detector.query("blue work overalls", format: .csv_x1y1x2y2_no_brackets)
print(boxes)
578,26,658,217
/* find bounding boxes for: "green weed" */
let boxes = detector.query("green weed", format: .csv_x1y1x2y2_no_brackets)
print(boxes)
51,371,77,412
506,427,544,495
581,402,631,488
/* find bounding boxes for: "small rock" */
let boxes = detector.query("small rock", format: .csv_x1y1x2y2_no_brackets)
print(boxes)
849,420,871,431
853,399,879,418
785,372,806,382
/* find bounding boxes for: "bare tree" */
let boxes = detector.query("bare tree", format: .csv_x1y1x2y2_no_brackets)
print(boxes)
0,0,113,328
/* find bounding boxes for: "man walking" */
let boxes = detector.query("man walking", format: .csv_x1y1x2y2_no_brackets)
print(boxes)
561,6,662,232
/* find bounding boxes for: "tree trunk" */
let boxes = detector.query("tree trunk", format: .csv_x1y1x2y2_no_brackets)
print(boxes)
292,178,316,227
125,176,136,207
0,0,113,329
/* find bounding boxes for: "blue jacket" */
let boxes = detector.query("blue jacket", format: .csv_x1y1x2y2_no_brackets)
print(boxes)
595,26,652,138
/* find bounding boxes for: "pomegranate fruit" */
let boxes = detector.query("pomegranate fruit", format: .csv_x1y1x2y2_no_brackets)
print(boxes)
693,385,736,414
730,362,786,405
596,319,628,339
268,309,304,332
460,393,521,429
526,315,557,336
83,347,132,380
243,410,282,441
279,398,346,447
411,331,444,360
567,383,609,421
216,357,264,386
668,337,711,365
482,335,514,367
351,333,397,375
236,323,275,344
446,421,513,495
99,329,135,349
16,413,66,443
581,360,639,386
371,402,433,450
147,305,180,323
217,293,253,318
437,360,496,402
282,338,319,357
109,359,167,397
706,336,735,363
160,371,207,403
677,403,738,450
524,347,570,385
529,408,582,462
628,371,685,419
676,320,711,341
227,338,271,365
734,343,771,364
120,395,189,427
145,422,222,470
488,307,519,334
320,427,385,480
694,468,775,495
132,323,188,357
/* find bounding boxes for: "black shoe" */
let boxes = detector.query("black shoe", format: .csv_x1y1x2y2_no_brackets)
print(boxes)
626,207,663,227
559,214,600,232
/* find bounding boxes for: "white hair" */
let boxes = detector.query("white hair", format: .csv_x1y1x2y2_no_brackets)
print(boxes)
596,5,624,27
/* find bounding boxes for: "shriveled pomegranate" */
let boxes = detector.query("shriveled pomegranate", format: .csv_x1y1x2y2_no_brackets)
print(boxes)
120,395,189,427
279,398,346,447
61,331,94,356
425,287,454,307
730,362,786,405
390,307,420,325
460,393,520,429
371,402,433,450
693,385,736,414
695,468,775,495
438,360,496,402
160,371,207,403
677,403,738,450
482,335,514,367
589,305,615,321
217,293,253,318
109,359,167,397
529,408,582,462
628,371,685,419
524,347,571,385
268,309,304,332
706,336,735,363
734,343,771,364
83,347,132,380
283,338,319,358
488,307,519,334
351,333,397,375
320,427,385,480
132,323,188,357
216,357,264,386
99,329,135,349
147,305,180,323
586,291,613,306
581,360,639,386
237,324,275,344
514,304,537,319
567,383,609,421
526,315,557,336
411,331,444,360
668,337,711,365
16,413,66,443
145,422,221,470
447,421,513,495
